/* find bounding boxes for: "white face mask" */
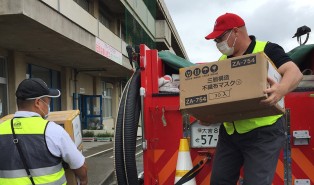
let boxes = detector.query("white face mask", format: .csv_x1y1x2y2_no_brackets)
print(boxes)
39,99,50,119
216,31,237,56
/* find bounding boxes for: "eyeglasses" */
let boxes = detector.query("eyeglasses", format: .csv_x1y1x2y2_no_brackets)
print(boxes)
214,30,231,43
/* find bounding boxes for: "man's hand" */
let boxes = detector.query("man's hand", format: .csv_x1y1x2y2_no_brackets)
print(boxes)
73,162,88,185
260,77,285,106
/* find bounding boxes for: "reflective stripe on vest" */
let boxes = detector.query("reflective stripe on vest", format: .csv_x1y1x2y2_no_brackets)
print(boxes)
0,170,66,185
218,40,283,134
0,117,66,185
0,168,66,185
0,163,63,178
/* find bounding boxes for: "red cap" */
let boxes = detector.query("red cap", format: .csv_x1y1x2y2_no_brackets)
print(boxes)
205,13,245,40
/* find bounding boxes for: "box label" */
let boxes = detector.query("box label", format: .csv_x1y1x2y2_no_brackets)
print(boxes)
208,89,232,100
184,64,219,79
231,56,256,68
203,76,241,91
185,95,207,106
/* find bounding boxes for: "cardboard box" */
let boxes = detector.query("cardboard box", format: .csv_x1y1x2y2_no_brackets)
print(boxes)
179,52,285,123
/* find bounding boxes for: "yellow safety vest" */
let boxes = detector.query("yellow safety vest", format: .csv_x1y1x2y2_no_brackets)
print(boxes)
0,117,66,185
219,40,283,134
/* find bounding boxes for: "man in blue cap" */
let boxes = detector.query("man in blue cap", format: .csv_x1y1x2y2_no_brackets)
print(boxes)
0,78,88,185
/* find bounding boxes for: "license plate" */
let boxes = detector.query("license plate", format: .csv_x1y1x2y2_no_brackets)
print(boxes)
190,121,221,148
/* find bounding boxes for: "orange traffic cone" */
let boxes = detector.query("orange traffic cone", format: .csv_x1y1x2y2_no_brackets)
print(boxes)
175,138,196,185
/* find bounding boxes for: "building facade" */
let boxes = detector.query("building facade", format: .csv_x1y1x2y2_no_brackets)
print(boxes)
0,0,187,132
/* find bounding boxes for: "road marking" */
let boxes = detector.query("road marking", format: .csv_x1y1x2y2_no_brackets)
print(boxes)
86,137,143,159
85,148,113,159
109,151,143,159
109,144,143,158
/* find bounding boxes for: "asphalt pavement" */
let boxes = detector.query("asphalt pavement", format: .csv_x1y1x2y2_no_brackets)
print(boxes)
82,139,143,185
83,141,115,185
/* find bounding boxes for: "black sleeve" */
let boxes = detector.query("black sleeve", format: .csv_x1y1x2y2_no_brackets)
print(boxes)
264,42,292,68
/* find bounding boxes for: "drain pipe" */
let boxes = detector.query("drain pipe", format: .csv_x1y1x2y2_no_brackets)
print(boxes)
74,69,78,109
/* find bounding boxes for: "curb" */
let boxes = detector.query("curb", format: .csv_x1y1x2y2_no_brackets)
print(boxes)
82,137,95,142
99,169,115,185
82,137,113,142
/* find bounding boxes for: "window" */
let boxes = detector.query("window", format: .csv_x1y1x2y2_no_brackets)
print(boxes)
99,3,111,29
0,57,7,118
102,82,113,118
120,20,126,41
99,11,110,28
74,0,89,12
27,64,61,111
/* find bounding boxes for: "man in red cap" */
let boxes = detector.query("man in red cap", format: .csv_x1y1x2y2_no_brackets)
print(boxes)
205,13,302,185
